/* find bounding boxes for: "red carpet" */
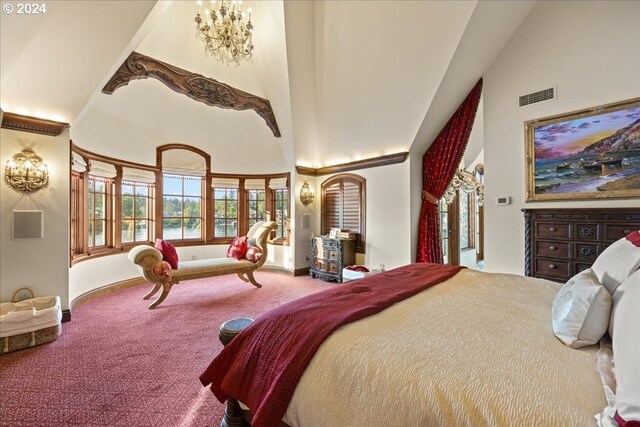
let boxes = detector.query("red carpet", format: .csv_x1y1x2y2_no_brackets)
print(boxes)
0,271,337,427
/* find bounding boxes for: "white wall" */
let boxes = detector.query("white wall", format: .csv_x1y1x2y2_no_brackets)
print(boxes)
0,127,70,308
314,161,412,271
409,1,536,262
292,172,318,270
483,0,640,274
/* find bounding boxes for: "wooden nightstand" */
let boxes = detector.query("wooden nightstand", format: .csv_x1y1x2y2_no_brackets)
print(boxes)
309,236,355,283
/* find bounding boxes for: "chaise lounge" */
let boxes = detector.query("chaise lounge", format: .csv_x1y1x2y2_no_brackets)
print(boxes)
128,221,277,309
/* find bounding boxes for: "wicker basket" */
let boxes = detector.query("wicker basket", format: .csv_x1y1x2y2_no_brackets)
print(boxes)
0,288,62,354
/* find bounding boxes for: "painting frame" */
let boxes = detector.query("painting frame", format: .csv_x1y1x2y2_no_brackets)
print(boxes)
525,97,640,202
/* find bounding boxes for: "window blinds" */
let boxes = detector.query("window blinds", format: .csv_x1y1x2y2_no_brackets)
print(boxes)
342,181,361,233
323,179,362,234
71,152,88,173
211,177,239,188
244,179,265,190
89,160,117,178
122,167,156,184
323,182,342,231
268,177,287,190
162,149,207,176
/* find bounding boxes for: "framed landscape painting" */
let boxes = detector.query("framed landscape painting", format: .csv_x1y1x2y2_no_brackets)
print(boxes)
525,97,640,201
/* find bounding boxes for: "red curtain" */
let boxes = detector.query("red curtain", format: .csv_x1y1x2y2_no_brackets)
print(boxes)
416,78,483,263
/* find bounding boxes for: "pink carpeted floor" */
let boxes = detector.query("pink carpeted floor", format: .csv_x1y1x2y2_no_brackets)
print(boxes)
0,272,337,427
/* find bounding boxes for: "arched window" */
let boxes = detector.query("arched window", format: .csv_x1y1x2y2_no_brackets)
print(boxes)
321,173,366,253
157,145,210,243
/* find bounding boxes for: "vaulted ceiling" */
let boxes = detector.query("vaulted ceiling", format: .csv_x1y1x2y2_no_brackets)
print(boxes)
0,0,536,172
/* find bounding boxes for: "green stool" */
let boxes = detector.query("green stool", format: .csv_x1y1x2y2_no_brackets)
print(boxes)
219,317,254,427
219,317,254,346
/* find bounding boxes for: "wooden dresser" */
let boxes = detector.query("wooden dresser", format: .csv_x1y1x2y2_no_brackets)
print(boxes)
523,208,640,283
310,237,356,283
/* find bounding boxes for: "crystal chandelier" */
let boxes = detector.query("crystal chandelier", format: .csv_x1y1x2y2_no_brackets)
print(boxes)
194,0,254,65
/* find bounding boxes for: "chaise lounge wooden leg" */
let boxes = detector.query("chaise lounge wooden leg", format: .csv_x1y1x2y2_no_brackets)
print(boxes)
142,283,161,300
148,283,173,309
236,273,249,282
245,271,262,288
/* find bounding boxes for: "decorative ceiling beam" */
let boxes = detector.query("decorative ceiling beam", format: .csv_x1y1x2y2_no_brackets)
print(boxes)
102,51,281,137
1,112,70,137
296,152,409,176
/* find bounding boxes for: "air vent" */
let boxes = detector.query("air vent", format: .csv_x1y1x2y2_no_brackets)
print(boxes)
519,87,555,107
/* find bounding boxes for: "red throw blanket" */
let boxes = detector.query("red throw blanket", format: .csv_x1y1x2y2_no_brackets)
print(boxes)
200,263,463,427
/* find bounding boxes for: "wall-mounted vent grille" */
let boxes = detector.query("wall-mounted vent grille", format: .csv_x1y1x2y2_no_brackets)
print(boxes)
519,87,555,107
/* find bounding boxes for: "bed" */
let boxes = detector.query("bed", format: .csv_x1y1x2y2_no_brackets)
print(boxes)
200,212,640,427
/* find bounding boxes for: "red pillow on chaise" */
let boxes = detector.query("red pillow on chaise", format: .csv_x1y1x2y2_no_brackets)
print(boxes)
227,236,249,260
154,239,179,270
245,246,262,263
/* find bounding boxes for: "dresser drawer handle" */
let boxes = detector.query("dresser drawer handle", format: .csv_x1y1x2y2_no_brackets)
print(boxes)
580,247,595,256
549,227,556,232
549,264,557,269
549,245,557,250
580,228,595,237
624,229,631,234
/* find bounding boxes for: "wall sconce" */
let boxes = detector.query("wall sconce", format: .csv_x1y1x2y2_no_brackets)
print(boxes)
300,181,315,205
4,149,49,193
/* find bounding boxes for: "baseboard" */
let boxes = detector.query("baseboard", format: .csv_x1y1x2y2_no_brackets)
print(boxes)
70,277,147,311
293,267,310,277
62,309,71,323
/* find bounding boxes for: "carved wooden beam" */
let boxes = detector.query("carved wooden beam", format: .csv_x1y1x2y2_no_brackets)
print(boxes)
1,112,69,137
102,51,281,138
296,151,409,176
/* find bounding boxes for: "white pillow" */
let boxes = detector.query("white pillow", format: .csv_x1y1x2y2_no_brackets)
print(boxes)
612,269,640,423
592,231,640,295
552,268,611,348
609,268,635,337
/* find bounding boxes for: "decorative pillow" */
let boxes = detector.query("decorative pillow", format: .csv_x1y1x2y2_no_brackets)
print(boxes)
245,246,263,263
592,231,640,295
609,264,638,336
611,269,640,425
227,236,248,260
552,268,612,348
154,239,179,270
152,261,172,277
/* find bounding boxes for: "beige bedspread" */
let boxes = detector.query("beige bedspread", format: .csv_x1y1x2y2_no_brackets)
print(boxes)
283,269,606,427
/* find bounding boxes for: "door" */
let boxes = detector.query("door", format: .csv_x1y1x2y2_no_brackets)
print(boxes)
439,168,484,268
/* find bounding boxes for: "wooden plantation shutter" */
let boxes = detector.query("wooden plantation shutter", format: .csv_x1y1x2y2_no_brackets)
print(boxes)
342,180,361,235
321,174,366,253
324,181,341,231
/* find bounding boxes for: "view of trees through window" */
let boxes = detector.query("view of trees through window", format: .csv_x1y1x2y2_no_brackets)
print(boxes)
274,189,288,239
162,175,203,240
122,182,153,243
439,198,449,264
247,190,266,229
71,146,290,264
213,188,238,238
88,176,110,247
459,191,475,250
